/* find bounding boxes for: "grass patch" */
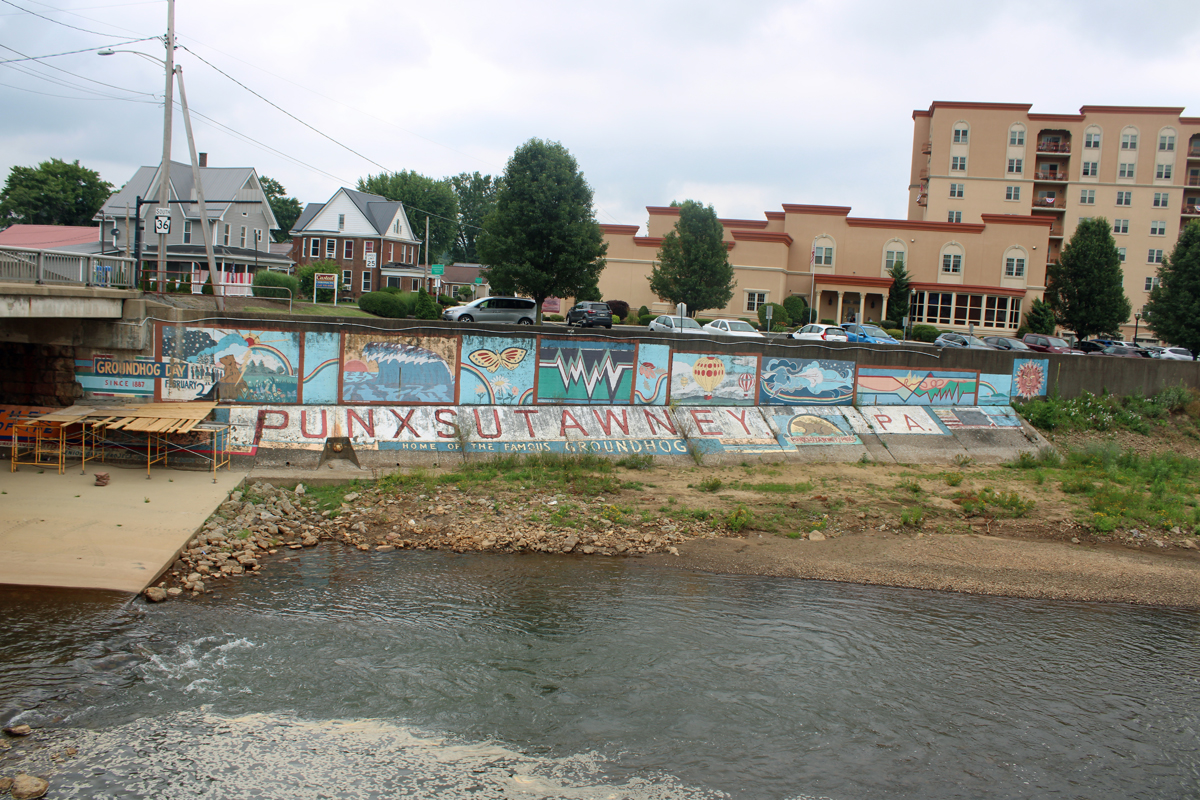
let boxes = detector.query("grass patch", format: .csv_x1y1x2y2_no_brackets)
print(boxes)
738,481,816,494
726,504,753,533
615,453,655,471
697,477,724,493
900,507,925,527
953,487,1034,518
1014,385,1198,434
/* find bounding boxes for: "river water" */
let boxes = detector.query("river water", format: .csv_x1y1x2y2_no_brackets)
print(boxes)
1,547,1198,799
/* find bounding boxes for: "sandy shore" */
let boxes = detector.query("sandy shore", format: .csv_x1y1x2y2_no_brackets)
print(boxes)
645,532,1200,608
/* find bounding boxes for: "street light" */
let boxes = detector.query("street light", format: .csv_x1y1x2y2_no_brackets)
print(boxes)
1134,312,1141,343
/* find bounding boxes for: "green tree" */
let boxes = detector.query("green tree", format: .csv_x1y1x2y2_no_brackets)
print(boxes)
450,172,500,263
260,176,302,242
1144,219,1200,358
1046,217,1131,341
886,258,911,324
357,171,458,264
783,295,813,326
1024,297,1057,334
413,286,441,320
476,139,607,323
0,158,112,226
647,199,735,315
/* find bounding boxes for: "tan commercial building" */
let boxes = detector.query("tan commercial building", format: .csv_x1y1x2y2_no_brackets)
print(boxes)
909,102,1200,341
600,204,1049,333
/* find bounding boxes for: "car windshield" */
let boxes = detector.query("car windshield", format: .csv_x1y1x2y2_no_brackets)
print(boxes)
964,336,991,347
1047,336,1070,348
862,325,888,337
726,321,756,332
678,318,701,329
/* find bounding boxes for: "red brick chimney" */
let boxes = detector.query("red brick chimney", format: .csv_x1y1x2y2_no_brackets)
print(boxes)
198,152,208,167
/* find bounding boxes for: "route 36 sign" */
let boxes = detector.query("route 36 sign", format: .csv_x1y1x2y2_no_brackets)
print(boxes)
154,208,171,235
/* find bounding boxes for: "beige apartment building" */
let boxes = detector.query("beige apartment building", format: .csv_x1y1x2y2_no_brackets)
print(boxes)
910,102,1200,341
599,204,1049,332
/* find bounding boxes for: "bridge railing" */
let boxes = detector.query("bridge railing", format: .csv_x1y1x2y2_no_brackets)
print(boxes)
0,246,137,288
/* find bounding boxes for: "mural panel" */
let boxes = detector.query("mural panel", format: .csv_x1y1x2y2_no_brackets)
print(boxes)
765,406,862,446
302,332,340,405
1010,358,1049,399
669,353,759,406
852,406,947,435
341,333,456,404
633,343,671,405
75,356,154,398
931,406,1021,429
758,357,855,406
459,335,536,405
855,367,978,406
161,326,300,402
537,339,636,404
676,406,782,454
977,373,1013,406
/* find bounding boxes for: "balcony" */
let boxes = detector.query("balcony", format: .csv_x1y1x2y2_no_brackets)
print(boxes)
1189,146,1200,158
1037,141,1071,154
1031,197,1065,210
921,140,932,154
917,194,927,207
1033,171,1068,182
1048,225,1064,238
1189,177,1200,186
1184,204,1200,216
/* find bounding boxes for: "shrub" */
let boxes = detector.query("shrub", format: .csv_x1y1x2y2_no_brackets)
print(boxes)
252,270,300,300
544,314,564,322
414,287,441,320
820,318,836,325
358,291,407,318
884,328,904,340
638,314,652,326
201,271,214,295
783,295,811,325
696,318,714,326
911,324,940,343
296,261,338,302
637,305,650,319
437,294,458,306
757,302,789,330
605,299,630,320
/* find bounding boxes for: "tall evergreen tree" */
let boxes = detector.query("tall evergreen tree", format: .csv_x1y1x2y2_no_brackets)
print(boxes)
647,200,735,315
476,139,607,323
1046,217,1131,341
886,258,910,324
357,171,458,263
1143,219,1200,358
1024,297,1057,334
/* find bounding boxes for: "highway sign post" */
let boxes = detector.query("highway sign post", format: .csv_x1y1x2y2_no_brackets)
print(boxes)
431,264,444,276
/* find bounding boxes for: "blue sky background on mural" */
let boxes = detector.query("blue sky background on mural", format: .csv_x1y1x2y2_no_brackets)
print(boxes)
2,1,1197,228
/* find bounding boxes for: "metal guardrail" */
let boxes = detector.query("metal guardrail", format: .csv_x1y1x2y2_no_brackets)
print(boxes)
0,246,136,288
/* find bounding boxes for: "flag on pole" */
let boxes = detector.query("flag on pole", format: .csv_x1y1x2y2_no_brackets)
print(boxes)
810,247,815,265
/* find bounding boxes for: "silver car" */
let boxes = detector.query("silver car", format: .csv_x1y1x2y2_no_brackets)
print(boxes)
648,315,705,334
442,296,538,325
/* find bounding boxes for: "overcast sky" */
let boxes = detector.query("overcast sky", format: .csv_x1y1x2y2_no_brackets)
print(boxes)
2,0,1199,231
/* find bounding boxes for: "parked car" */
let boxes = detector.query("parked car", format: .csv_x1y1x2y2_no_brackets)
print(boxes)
442,296,538,324
1021,333,1085,354
981,336,1031,351
1091,346,1149,358
791,323,850,342
1074,340,1110,354
566,301,613,328
702,319,764,338
1155,346,1194,361
841,323,899,344
648,315,705,334
935,332,997,350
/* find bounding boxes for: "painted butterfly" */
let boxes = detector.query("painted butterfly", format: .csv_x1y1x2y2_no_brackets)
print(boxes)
468,347,527,373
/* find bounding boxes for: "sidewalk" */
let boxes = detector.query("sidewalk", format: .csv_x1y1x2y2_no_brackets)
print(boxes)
0,465,246,593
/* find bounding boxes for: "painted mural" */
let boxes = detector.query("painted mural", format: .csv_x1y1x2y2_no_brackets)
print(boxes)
670,353,759,406
675,406,779,453
977,373,1013,406
302,332,340,405
161,326,300,403
537,339,636,404
931,406,1022,429
74,357,154,398
634,343,671,405
853,406,947,436
766,406,862,446
341,333,456,404
459,335,536,405
855,367,978,406
758,358,855,406
1011,358,1049,399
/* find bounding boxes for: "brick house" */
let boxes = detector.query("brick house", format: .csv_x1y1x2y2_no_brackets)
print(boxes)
289,188,423,299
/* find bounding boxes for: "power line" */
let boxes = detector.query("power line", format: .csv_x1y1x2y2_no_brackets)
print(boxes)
0,0,160,16
0,37,157,65
0,77,156,102
0,0,129,37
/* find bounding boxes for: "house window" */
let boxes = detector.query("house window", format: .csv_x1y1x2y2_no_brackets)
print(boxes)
745,292,766,312
953,127,968,143
1151,221,1166,236
814,246,833,266
1148,250,1164,264
1116,191,1132,206
223,224,230,246
948,211,962,223
1009,128,1025,146
344,239,354,259
1119,162,1135,179
1005,257,1025,277
362,271,371,292
1004,186,1020,201
942,254,962,274
1085,132,1101,148
326,238,336,258
1160,134,1175,151
1007,158,1023,174
951,156,966,171
1145,277,1160,290
1121,133,1138,150
1118,247,1126,263
410,278,420,292
1080,189,1095,205
240,226,247,247
1154,192,1169,208
255,229,262,247
309,238,320,258
949,183,964,198
885,249,905,269
1157,164,1173,180
338,213,345,231
1113,219,1129,234
1082,162,1098,177
364,241,374,254
393,220,401,235
183,219,192,244
342,269,352,287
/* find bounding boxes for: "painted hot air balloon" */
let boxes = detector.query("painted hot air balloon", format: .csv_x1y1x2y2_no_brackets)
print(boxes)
738,372,754,398
691,356,726,399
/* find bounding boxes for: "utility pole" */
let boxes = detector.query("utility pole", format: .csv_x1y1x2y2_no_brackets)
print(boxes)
423,216,429,292
175,65,223,311
153,0,176,293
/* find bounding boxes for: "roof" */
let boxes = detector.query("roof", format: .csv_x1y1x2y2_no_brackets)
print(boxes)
96,161,278,228
291,188,417,240
292,202,323,233
0,224,100,249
